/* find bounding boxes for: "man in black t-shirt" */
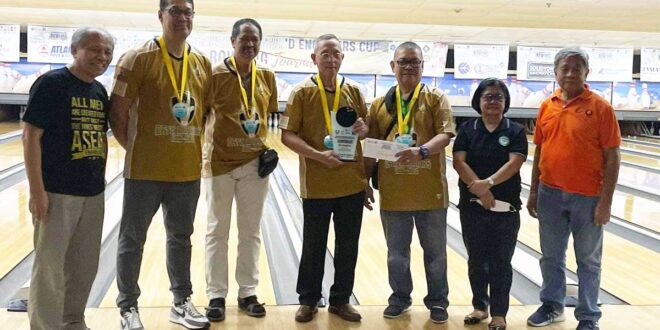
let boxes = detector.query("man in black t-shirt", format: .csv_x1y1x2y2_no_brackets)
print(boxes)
22,27,114,330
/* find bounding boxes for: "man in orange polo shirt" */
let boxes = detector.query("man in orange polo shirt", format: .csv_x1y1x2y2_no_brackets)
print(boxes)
526,47,621,330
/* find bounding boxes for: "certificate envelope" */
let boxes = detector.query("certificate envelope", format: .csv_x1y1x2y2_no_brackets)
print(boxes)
363,138,406,162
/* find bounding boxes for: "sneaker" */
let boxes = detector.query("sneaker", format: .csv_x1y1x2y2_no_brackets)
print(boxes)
430,306,448,324
120,307,144,330
205,298,225,322
383,305,411,319
238,295,266,317
169,297,210,329
576,320,600,330
527,304,566,327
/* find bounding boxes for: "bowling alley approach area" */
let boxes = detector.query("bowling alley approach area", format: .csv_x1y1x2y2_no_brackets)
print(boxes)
1,120,659,329
2,1,660,329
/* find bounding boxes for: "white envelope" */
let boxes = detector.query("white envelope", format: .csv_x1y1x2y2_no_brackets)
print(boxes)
363,138,407,162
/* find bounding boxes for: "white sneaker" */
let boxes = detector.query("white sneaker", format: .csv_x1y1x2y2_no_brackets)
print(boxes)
120,307,144,330
169,297,210,329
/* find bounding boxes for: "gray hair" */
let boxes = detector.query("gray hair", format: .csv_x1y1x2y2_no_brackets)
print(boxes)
71,27,114,50
394,41,423,59
554,47,589,71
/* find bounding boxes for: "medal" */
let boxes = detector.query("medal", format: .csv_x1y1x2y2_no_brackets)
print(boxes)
159,36,191,126
230,56,260,136
396,83,422,136
323,134,333,149
395,133,413,146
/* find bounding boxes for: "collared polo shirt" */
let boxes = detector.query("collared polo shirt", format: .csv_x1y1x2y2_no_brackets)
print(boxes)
453,117,528,209
534,86,621,196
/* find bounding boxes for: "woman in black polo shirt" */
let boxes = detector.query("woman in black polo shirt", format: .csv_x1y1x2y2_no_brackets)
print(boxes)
452,78,528,330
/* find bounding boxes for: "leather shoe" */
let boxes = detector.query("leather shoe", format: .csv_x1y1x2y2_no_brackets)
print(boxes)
328,304,361,322
295,305,318,323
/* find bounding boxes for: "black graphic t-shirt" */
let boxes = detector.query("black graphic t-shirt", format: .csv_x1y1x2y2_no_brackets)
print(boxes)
23,67,109,196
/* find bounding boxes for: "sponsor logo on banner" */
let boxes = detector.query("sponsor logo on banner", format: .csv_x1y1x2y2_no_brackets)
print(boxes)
527,62,554,79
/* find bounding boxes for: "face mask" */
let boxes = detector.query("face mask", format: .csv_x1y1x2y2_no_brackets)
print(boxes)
470,198,517,212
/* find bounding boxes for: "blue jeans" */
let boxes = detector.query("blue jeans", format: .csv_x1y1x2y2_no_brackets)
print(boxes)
381,208,449,309
537,183,603,321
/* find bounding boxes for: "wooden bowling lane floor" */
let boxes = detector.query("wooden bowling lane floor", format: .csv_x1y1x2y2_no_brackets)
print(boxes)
0,121,21,135
3,305,660,329
98,183,276,309
0,139,24,171
620,140,660,154
445,169,660,305
527,142,660,170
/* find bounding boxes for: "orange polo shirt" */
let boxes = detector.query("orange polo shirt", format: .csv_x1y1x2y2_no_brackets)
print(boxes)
534,86,621,196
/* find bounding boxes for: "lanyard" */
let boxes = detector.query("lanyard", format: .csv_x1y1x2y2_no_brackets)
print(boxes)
229,56,257,118
316,74,341,134
395,83,422,135
158,36,189,103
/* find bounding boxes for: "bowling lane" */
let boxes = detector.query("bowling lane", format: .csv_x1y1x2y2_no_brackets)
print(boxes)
527,139,660,169
0,139,24,172
620,140,660,154
445,163,660,305
270,130,519,306
631,136,660,145
0,137,124,279
0,121,21,135
98,185,276,308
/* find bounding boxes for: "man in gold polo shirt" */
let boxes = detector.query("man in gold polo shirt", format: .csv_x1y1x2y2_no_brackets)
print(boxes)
364,41,455,324
109,0,211,329
202,18,278,322
280,34,369,323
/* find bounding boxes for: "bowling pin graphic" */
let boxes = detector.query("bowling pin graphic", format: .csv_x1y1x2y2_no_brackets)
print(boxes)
641,83,651,109
626,81,639,109
523,82,553,108
469,79,478,99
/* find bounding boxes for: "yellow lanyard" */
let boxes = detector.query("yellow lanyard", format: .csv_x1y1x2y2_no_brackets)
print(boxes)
229,56,257,118
158,36,189,103
396,83,422,135
316,74,341,134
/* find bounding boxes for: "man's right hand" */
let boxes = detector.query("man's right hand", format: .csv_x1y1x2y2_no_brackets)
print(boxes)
364,186,375,210
526,191,538,218
316,150,343,168
29,189,49,223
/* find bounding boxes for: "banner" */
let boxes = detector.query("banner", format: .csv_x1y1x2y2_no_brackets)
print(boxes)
516,46,561,81
0,24,20,62
582,47,633,82
454,44,509,79
640,48,660,82
26,25,446,76
27,25,77,63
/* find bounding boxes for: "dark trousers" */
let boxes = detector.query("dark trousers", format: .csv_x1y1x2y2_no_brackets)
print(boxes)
116,179,200,311
459,205,520,317
297,191,364,306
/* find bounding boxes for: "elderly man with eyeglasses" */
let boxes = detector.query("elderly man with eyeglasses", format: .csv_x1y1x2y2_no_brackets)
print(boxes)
109,0,212,329
363,41,455,324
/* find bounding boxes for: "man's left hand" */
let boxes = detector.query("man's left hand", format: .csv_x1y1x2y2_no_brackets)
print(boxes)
594,199,611,225
352,117,369,139
395,147,422,165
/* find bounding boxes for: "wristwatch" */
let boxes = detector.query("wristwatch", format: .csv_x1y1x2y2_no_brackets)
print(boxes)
486,177,495,186
419,145,429,160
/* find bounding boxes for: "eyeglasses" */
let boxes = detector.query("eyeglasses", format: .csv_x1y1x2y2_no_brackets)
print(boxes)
166,6,195,19
396,59,423,68
480,93,505,103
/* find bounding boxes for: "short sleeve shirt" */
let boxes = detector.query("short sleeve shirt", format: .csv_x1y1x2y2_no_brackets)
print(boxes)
279,75,368,199
534,87,621,196
23,67,109,196
202,59,278,177
112,39,212,182
367,84,456,211
453,117,528,209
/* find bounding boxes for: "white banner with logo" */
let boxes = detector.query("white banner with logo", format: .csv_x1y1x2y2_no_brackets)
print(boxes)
26,25,448,76
640,48,660,82
582,47,633,82
516,46,561,81
27,25,77,63
0,24,20,62
454,44,509,79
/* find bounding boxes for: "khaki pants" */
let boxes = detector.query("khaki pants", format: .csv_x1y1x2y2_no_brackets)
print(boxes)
204,157,269,300
28,192,104,330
